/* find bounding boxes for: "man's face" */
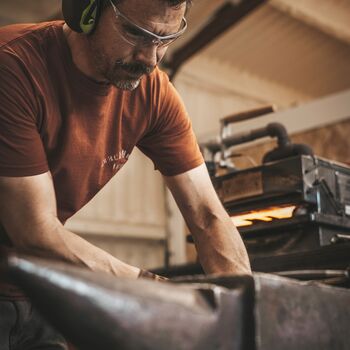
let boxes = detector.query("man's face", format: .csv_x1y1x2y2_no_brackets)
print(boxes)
87,0,186,90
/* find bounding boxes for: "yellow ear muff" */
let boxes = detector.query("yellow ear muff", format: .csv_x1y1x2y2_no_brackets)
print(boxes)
80,0,98,34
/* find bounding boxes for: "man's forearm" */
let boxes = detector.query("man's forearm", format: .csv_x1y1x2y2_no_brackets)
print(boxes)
190,211,251,275
11,217,140,278
164,164,251,275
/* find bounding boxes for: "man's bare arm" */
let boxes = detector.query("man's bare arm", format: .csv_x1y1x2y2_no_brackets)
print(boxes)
0,172,140,278
164,164,251,275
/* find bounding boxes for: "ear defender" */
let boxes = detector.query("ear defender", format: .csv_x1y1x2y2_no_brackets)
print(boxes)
62,0,102,34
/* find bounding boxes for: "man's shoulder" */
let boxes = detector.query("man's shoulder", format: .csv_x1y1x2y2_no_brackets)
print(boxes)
0,21,63,54
139,66,168,89
137,66,172,103
148,66,170,85
0,21,65,85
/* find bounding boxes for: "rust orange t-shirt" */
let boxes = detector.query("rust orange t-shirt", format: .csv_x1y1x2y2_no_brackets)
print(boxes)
0,21,204,225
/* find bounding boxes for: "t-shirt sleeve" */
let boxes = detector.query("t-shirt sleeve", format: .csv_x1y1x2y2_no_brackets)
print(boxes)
0,52,49,177
137,72,204,176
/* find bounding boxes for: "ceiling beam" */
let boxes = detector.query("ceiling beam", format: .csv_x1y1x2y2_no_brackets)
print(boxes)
166,0,266,80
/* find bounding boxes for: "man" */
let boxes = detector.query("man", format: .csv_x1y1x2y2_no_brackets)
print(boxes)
0,0,251,348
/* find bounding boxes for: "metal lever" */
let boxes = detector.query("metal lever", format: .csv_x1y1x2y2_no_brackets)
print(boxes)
220,105,275,127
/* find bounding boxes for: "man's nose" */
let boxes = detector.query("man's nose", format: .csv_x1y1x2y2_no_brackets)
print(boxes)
134,44,159,69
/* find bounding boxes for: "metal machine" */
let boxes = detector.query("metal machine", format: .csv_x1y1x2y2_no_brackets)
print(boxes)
175,106,350,282
217,155,350,256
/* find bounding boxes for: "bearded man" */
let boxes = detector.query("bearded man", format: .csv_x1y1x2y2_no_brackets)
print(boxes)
0,0,250,348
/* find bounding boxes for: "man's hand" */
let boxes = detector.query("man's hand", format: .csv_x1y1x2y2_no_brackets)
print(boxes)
0,172,140,278
138,269,168,282
164,163,251,275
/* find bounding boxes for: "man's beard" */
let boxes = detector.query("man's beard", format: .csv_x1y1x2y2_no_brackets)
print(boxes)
114,77,140,91
86,35,155,91
87,34,155,91
110,60,155,91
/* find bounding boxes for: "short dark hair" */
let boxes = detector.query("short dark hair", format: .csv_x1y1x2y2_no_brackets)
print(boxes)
106,0,193,12
164,0,192,8
162,0,193,14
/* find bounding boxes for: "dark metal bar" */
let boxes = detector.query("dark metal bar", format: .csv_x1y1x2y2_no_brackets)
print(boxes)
221,105,275,126
223,122,291,148
167,0,266,79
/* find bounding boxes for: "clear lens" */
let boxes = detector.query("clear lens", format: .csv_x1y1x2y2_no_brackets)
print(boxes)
109,0,186,49
118,17,178,48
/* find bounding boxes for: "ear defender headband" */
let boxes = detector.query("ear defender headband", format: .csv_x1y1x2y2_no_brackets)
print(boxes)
62,0,102,34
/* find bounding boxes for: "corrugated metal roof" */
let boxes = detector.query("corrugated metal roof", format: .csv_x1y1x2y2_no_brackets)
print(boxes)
200,3,350,97
270,0,350,45
168,0,350,101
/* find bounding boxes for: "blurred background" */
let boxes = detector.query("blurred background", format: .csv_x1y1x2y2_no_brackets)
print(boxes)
1,0,350,270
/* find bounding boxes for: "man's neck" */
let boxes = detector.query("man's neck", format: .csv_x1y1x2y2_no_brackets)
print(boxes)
63,24,107,83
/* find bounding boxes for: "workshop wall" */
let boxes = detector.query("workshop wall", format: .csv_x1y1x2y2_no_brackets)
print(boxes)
174,54,350,169
173,56,308,142
235,118,350,167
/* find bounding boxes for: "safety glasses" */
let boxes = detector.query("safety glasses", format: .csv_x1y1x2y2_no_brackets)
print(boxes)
108,0,187,48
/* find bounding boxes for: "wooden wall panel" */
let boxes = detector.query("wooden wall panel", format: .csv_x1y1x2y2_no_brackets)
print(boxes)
83,235,166,270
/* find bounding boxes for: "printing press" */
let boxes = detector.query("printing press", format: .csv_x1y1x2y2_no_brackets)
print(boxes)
1,107,350,349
